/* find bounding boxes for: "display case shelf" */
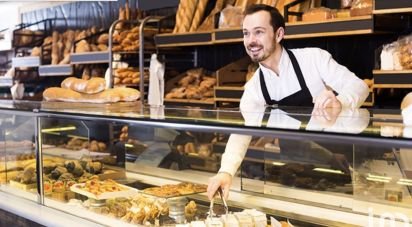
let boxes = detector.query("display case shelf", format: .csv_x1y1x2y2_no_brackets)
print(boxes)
0,77,13,87
12,56,40,68
38,65,72,77
70,51,109,64
374,0,412,14
373,70,412,88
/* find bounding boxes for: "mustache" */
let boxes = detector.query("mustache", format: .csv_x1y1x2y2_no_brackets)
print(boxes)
247,43,262,49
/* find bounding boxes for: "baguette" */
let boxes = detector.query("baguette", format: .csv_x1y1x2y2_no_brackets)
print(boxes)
61,77,106,94
189,0,209,32
43,87,140,103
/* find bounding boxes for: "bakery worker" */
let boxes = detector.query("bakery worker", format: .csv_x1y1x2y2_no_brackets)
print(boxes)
207,4,369,200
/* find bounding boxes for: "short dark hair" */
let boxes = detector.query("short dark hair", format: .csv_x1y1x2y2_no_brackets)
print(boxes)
244,4,285,32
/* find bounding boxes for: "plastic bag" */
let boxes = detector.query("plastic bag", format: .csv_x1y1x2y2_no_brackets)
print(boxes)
380,43,397,70
10,82,24,100
397,35,412,70
148,53,165,106
341,0,353,9
218,5,243,29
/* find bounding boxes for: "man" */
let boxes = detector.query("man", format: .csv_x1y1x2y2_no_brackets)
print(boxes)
207,4,369,200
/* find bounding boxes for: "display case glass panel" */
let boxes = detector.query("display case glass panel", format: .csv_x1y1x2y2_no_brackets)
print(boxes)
0,111,38,202
35,103,412,226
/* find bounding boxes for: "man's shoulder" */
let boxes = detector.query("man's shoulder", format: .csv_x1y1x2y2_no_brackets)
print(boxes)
289,47,328,55
289,47,331,60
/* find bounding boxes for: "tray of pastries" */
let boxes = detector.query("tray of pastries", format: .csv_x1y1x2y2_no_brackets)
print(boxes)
142,182,207,198
70,178,138,200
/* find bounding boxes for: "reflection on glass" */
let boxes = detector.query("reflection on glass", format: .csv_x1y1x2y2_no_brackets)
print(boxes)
0,114,37,201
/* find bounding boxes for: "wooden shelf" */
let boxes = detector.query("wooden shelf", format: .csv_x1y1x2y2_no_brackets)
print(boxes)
285,16,373,39
154,16,382,46
214,86,244,101
373,70,412,74
373,70,412,88
38,64,72,77
155,31,213,48
214,28,243,44
374,0,412,14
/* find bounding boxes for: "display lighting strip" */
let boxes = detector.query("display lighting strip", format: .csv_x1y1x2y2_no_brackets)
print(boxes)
366,173,392,183
41,126,76,133
271,161,285,166
397,178,412,186
125,143,134,148
313,168,345,175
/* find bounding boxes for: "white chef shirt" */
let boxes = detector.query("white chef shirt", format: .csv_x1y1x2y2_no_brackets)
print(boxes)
219,47,369,176
240,47,369,110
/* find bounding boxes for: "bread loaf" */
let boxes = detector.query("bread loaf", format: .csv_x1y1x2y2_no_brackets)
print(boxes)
43,87,83,102
189,0,209,32
61,77,106,94
43,87,140,103
174,0,198,33
401,92,412,110
51,31,60,65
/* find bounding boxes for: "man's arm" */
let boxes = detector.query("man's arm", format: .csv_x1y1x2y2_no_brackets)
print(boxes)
315,49,369,108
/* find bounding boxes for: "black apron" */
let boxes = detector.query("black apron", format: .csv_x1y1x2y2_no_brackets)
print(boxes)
260,49,337,165
259,49,313,107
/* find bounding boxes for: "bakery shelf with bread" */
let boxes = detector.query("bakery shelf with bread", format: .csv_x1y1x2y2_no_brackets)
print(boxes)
164,68,217,107
12,19,52,56
43,77,140,103
113,67,149,87
155,0,409,47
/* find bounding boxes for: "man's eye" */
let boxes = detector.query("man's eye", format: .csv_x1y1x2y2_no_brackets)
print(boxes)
256,30,263,35
243,32,249,37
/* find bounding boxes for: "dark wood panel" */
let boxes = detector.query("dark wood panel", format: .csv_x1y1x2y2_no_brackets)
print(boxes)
375,0,412,10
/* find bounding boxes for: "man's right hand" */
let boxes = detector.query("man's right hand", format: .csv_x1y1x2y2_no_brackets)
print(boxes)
207,172,232,200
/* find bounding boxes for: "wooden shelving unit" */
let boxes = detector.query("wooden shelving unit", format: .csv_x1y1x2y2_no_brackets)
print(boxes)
374,0,412,14
373,70,412,88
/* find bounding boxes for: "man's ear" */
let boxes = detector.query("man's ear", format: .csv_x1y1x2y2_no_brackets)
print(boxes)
276,27,285,43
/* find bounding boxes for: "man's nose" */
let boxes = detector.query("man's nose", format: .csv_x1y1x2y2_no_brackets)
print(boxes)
247,34,256,43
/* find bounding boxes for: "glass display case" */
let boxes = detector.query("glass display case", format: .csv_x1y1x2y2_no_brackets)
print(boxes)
0,101,38,203
0,100,411,226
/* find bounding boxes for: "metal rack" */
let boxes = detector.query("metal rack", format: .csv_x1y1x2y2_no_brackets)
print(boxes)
108,16,164,104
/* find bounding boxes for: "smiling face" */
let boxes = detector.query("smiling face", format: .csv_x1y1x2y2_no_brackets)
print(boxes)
243,10,279,63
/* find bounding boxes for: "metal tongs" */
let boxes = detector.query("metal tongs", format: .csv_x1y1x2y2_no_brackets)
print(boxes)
208,187,229,218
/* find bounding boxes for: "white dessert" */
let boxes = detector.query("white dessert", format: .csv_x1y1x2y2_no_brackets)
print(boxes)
234,212,254,227
221,214,239,227
243,209,267,227
205,217,224,227
191,220,207,227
